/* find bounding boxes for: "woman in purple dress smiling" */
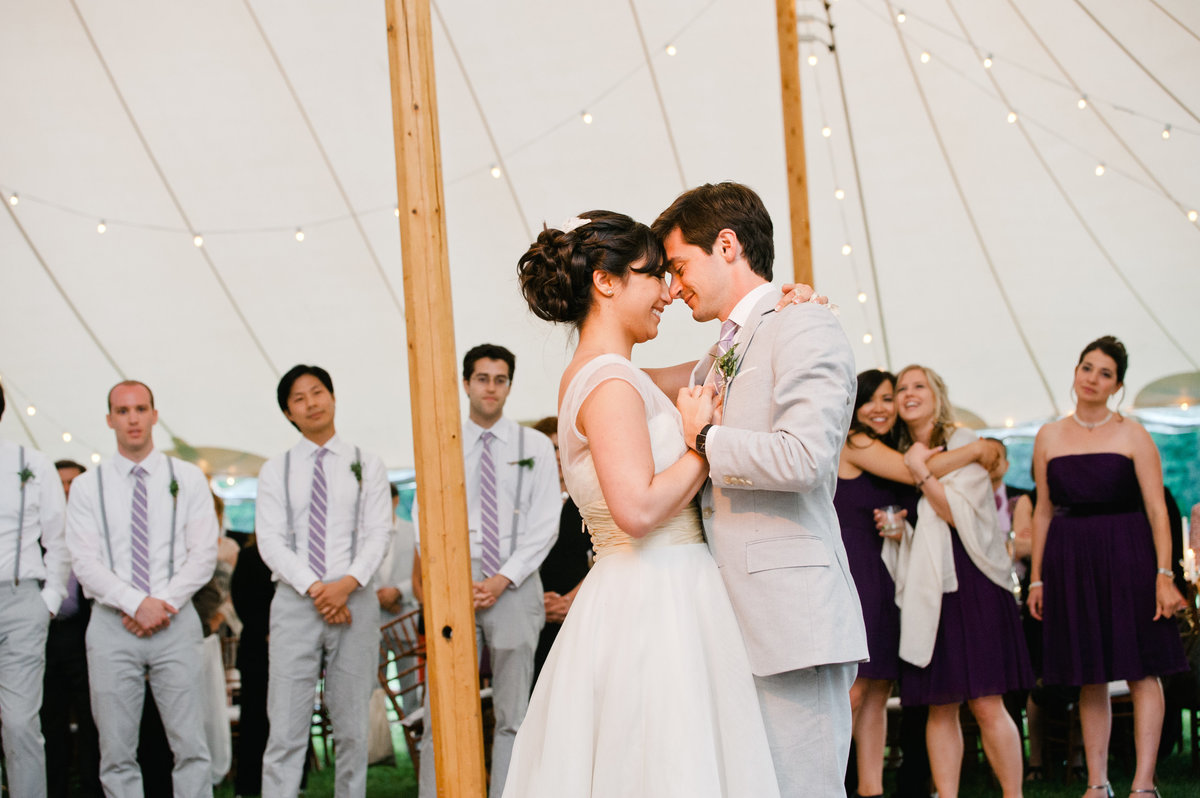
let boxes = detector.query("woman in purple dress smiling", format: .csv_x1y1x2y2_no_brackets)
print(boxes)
1029,336,1187,798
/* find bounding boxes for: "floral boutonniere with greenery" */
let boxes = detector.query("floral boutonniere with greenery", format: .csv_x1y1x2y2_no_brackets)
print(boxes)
508,457,536,470
18,466,35,486
350,459,363,483
169,479,179,498
715,343,741,385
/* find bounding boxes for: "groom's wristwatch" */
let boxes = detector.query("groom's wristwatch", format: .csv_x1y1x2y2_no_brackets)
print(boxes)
695,424,714,455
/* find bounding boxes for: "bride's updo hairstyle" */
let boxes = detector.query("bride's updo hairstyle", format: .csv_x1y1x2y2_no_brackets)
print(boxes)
518,210,666,327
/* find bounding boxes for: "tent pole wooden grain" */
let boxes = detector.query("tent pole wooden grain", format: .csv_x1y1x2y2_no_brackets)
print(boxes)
385,1,487,795
775,0,815,287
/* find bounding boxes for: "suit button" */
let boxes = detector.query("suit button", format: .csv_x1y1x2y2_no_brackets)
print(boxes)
724,476,734,485
702,508,713,519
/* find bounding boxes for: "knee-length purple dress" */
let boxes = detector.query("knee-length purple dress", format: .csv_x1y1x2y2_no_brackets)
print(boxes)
1041,453,1188,686
835,472,916,680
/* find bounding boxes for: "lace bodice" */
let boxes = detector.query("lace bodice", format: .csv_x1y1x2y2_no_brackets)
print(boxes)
558,354,702,558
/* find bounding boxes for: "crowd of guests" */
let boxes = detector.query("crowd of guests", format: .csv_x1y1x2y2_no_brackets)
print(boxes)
1,330,1195,798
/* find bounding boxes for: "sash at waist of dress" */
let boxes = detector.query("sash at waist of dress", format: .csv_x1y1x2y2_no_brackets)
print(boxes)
579,501,704,560
1054,500,1143,518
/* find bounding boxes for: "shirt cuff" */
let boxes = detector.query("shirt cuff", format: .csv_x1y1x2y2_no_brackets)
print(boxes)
347,563,375,590
41,588,63,617
291,566,322,596
119,587,148,617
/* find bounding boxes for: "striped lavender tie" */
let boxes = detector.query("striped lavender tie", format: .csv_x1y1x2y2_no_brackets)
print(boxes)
130,465,152,593
479,431,501,577
308,448,330,579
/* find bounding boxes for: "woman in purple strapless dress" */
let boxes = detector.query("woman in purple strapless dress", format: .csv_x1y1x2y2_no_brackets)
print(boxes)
835,369,1004,798
891,365,1032,798
1029,337,1187,798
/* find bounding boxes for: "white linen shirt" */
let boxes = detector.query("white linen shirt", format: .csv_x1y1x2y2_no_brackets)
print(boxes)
416,416,559,588
0,438,69,613
256,434,390,595
65,450,219,617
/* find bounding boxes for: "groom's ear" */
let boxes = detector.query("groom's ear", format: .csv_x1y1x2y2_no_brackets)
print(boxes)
715,229,740,263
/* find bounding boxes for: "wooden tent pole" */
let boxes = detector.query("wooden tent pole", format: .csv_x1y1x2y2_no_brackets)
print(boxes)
385,2,487,795
775,0,815,287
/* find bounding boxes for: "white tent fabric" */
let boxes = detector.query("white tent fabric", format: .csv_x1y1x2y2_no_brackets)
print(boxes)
2,0,1198,471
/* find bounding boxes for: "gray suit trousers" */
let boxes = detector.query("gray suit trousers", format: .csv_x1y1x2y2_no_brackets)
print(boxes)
0,582,50,798
755,662,857,797
418,568,543,798
262,583,380,798
86,602,211,798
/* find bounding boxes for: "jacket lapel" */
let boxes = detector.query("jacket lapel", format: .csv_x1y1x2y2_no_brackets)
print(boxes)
723,289,782,409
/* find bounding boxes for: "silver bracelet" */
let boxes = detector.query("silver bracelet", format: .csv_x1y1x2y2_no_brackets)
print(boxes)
1029,580,1043,589
1156,567,1173,577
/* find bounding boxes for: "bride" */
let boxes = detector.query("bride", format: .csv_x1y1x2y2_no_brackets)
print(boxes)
502,212,780,797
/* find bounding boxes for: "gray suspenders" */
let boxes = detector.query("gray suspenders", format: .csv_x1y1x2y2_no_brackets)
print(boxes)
509,426,525,552
14,446,26,584
283,446,363,561
96,457,179,579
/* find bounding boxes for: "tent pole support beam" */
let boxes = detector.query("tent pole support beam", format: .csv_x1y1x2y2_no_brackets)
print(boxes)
776,0,815,287
385,1,488,795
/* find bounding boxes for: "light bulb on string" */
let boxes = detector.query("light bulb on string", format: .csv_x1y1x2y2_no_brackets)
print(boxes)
1094,163,1106,177
982,54,993,69
808,55,817,66
896,10,906,23
1181,402,1190,411
394,207,400,217
841,244,852,256
1006,111,1018,124
1187,210,1198,222
665,44,677,56
294,228,305,242
62,432,72,443
857,292,867,303
834,188,845,200
1161,124,1171,140
821,125,832,138
226,476,236,487
97,221,107,234
581,111,593,125
7,193,17,206
862,333,873,344
1077,95,1087,110
920,51,931,64
90,453,101,464
193,234,204,247
26,405,36,416
490,165,502,179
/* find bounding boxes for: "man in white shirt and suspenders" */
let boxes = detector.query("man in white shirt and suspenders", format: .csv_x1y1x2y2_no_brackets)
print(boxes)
255,365,390,798
417,344,560,798
0,384,70,798
64,380,218,798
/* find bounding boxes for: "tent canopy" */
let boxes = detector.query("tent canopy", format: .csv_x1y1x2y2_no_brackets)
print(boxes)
3,0,1198,471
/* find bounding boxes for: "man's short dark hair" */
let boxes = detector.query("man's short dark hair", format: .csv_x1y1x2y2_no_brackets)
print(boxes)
55,459,88,475
0,383,5,421
651,182,775,281
463,344,516,382
107,380,155,412
277,365,335,416
389,482,399,500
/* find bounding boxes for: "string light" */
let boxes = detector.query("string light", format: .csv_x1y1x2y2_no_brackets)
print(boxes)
841,244,852,255
581,111,593,125
1004,418,1015,428
225,476,236,486
294,228,305,242
1188,210,1198,222
821,125,832,138
394,207,400,217
920,51,931,64
982,54,993,69
193,234,204,247
1161,124,1171,140
1077,95,1088,110
896,10,906,23
7,193,17,206
834,188,845,200
665,44,677,56
857,292,867,303
1094,163,1106,177
808,55,818,66
90,453,101,464
62,432,72,442
1181,402,1190,411
490,165,502,179
26,405,36,416
1006,111,1018,124
97,220,107,234
862,333,873,344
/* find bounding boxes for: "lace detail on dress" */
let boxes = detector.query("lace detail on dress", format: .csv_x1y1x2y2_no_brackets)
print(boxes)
579,501,703,560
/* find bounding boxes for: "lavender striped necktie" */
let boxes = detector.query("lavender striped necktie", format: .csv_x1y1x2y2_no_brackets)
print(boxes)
479,431,501,577
308,448,330,579
710,318,740,390
130,465,151,593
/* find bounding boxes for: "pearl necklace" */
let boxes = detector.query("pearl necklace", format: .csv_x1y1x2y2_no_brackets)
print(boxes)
1071,410,1114,431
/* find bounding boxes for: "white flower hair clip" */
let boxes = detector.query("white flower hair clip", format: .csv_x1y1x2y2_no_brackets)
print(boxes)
560,216,591,234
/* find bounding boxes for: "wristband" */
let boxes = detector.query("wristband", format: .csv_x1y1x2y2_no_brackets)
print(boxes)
1156,568,1173,577
1029,581,1043,589
695,423,714,455
915,473,934,487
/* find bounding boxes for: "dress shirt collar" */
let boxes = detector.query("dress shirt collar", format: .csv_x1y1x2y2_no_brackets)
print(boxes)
726,282,777,329
292,433,350,461
465,415,514,449
110,449,165,479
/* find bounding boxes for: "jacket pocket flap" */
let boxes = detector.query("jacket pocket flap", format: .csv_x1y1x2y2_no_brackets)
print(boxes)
746,535,831,573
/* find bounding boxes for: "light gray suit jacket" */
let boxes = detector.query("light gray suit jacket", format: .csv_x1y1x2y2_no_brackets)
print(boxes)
695,289,867,677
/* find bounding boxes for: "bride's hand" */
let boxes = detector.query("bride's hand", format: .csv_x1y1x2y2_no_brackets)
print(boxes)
775,282,828,311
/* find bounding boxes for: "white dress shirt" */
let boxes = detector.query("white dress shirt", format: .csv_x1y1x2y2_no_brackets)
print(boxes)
0,438,69,613
66,450,218,617
256,434,390,595
416,416,559,588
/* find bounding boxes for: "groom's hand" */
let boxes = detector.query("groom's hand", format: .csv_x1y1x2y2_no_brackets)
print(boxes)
677,384,716,452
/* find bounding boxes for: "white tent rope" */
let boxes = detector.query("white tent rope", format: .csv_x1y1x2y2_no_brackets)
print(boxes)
883,0,1058,414
431,1,535,242
68,0,280,379
628,0,688,190
1071,0,1200,128
1006,0,1199,224
242,0,407,320
824,0,893,369
946,0,1200,372
1148,0,1200,44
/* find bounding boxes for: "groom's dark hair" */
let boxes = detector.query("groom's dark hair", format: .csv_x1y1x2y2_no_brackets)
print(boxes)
463,344,516,382
652,182,774,281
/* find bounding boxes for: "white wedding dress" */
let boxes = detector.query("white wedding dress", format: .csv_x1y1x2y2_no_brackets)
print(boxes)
501,355,780,798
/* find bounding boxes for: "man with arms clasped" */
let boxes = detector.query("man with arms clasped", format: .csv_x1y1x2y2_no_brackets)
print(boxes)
654,183,867,796
65,381,216,798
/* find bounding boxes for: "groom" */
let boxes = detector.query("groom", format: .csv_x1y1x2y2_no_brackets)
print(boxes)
655,182,867,796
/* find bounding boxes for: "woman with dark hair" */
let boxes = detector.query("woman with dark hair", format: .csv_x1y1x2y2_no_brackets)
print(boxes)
888,365,1032,798
502,212,779,797
1028,336,1187,798
836,369,1002,798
